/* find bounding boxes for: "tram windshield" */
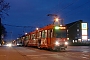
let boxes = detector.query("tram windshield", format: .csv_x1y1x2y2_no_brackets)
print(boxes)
54,29,67,38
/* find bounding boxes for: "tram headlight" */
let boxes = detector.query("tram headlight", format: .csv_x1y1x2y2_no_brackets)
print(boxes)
55,41,60,46
65,42,68,45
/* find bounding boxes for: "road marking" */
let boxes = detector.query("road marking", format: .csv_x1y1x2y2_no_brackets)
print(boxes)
82,56,90,59
41,54,57,56
26,55,40,56
82,51,88,53
26,55,48,59
26,54,57,56
82,54,89,57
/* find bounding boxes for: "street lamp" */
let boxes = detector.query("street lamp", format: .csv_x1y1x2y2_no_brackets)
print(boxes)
53,17,60,26
55,18,59,22
36,27,39,30
47,14,64,25
25,33,27,35
47,14,60,25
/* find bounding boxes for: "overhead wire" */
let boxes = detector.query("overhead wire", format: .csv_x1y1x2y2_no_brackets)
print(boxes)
50,0,90,24
3,0,90,31
64,0,90,18
3,23,36,28
51,0,79,15
58,0,79,12
3,23,36,37
3,0,79,28
3,0,77,28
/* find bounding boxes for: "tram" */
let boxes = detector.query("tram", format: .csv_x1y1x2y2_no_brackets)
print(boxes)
23,23,68,51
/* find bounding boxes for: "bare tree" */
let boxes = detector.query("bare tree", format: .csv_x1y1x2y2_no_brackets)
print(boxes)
0,0,10,17
0,0,10,45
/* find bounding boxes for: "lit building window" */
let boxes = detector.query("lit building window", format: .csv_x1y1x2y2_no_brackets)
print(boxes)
82,30,87,35
73,40,74,43
75,40,77,43
82,36,87,41
67,30,68,33
77,29,79,32
78,39,81,42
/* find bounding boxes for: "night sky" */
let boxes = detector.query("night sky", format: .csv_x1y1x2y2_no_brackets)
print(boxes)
2,0,90,41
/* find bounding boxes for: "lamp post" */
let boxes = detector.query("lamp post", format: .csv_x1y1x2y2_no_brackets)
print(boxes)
47,14,60,25
47,14,64,25
47,14,57,23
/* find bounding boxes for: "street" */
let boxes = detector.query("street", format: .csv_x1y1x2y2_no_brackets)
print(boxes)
0,46,90,60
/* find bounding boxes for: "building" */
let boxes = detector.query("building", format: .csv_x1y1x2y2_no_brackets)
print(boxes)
66,20,88,44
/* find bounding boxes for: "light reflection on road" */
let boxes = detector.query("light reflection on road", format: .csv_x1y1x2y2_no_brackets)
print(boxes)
66,46,90,52
0,46,90,60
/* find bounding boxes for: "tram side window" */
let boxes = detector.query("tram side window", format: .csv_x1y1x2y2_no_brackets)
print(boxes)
39,32,42,38
48,30,50,38
26,36,29,40
42,31,45,38
45,30,47,38
31,34,35,40
42,30,47,38
23,37,25,40
31,34,32,40
22,37,24,39
35,33,37,39
51,29,53,38
28,35,30,40
37,32,39,38
36,33,38,38
48,29,53,38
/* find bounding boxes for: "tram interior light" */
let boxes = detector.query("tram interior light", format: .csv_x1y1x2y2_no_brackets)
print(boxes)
55,26,59,29
55,26,66,29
